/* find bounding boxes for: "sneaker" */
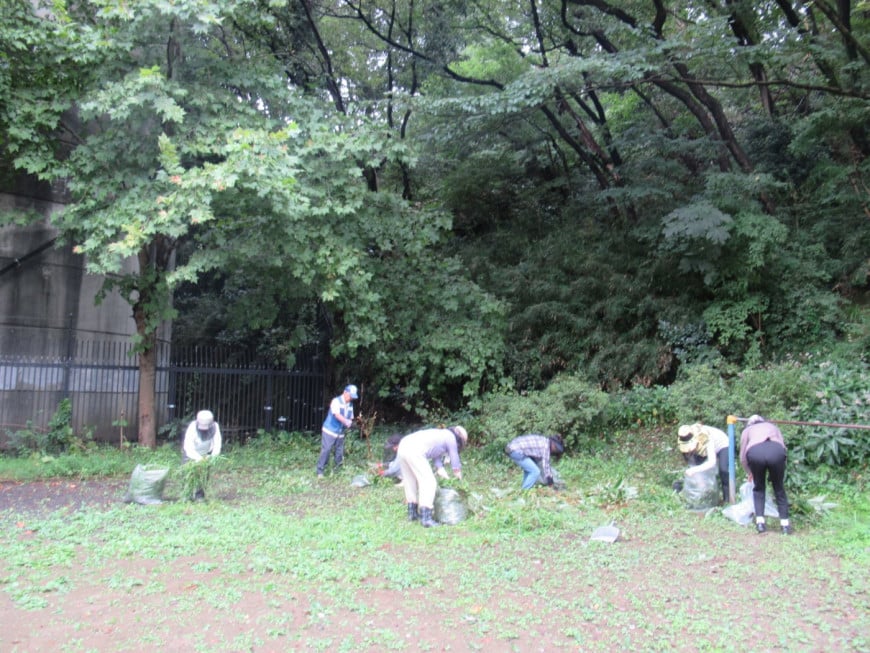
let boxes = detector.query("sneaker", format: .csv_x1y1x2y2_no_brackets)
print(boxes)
755,522,767,534
317,473,324,479
781,525,793,535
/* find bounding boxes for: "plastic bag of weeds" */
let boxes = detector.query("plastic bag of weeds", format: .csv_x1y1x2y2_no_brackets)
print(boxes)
434,487,467,525
722,481,782,525
679,466,720,510
123,464,169,505
351,474,371,488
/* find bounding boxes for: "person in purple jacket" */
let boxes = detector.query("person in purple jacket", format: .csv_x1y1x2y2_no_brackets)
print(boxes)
396,426,468,527
739,415,792,535
316,384,358,477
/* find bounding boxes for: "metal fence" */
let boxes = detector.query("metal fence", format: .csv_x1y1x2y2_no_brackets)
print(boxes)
0,339,326,447
168,345,326,444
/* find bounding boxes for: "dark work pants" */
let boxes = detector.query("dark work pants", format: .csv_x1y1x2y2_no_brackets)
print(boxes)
715,448,729,503
746,440,789,520
317,432,345,475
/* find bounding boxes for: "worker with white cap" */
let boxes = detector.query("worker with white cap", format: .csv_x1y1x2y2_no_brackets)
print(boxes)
182,409,222,500
317,384,359,477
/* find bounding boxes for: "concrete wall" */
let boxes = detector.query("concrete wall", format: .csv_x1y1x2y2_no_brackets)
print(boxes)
0,185,171,443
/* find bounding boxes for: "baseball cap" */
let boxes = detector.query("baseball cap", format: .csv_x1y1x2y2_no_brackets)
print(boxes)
196,410,215,430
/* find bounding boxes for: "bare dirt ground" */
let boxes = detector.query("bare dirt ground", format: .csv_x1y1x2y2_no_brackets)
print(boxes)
0,478,129,514
1,479,867,653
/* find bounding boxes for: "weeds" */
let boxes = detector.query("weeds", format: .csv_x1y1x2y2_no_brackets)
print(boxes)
176,456,224,500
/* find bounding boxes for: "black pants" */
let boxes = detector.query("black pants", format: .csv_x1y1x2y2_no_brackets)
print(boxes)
746,440,789,520
715,448,729,503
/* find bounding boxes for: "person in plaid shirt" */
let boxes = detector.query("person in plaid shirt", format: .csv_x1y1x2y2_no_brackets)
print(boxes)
505,434,564,490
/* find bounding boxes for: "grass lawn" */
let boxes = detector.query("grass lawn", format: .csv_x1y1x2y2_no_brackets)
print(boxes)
1,428,867,652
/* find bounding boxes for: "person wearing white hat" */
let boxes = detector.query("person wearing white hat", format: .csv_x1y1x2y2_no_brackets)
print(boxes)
677,423,730,503
316,384,359,477
182,409,222,499
396,426,467,527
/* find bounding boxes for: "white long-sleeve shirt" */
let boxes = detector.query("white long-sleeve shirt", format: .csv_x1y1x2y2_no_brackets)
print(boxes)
182,421,222,461
687,426,729,475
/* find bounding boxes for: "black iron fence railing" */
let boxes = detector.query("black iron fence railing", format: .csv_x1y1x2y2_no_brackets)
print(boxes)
0,337,326,447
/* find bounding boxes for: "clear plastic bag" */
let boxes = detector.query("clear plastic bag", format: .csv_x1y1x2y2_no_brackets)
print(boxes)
123,464,169,505
722,481,781,525
679,466,720,510
351,474,371,487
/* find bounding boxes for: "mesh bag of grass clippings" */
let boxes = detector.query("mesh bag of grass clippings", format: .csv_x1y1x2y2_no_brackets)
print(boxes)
679,466,720,510
123,464,169,505
434,487,467,525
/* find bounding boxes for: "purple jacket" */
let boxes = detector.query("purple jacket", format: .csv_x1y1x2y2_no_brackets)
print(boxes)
739,421,786,475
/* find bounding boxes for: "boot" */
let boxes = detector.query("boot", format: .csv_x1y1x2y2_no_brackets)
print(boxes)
407,503,419,521
419,507,439,528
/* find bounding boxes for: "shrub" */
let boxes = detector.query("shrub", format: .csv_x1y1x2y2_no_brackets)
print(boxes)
474,374,609,456
45,398,76,453
4,399,92,455
668,360,812,428
605,384,675,428
5,421,46,456
787,356,870,470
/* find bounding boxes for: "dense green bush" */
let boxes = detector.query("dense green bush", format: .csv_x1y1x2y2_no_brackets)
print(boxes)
666,360,812,428
788,357,870,470
473,374,609,457
605,384,675,429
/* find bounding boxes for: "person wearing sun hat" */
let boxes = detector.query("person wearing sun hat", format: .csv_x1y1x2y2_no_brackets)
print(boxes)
316,384,359,477
739,415,792,535
678,423,730,502
395,425,468,527
182,409,222,500
505,434,565,490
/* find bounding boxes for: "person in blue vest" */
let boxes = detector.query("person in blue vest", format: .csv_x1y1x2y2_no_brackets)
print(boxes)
316,384,359,477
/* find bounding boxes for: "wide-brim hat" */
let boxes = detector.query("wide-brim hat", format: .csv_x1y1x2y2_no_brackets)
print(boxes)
677,424,698,453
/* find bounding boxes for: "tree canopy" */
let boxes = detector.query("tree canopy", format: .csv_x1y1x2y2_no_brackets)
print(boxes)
1,0,867,431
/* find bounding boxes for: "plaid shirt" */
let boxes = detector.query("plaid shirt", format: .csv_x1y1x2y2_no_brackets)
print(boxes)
506,434,553,480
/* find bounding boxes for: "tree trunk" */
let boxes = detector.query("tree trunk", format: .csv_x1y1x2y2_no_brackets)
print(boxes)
137,334,158,448
133,245,163,449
